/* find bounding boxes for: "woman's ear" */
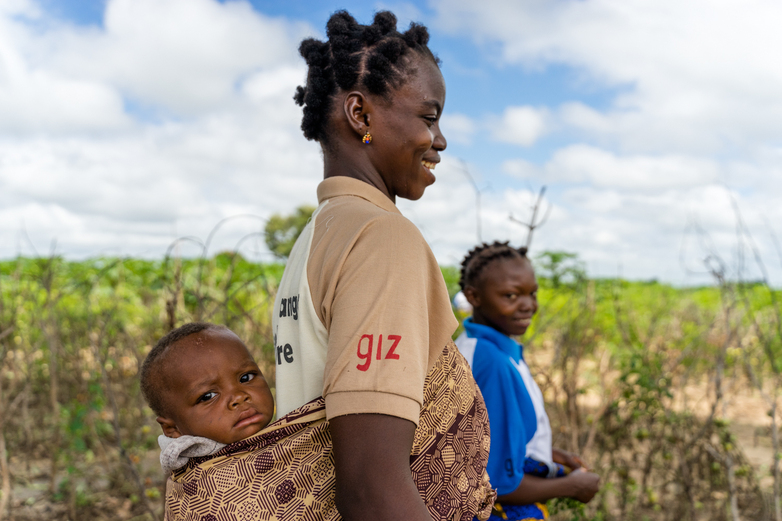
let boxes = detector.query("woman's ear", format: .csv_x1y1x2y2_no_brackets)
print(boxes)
156,416,183,438
343,91,372,138
463,286,481,309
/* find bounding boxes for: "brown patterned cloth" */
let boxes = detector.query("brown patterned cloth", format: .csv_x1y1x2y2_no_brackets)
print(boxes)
164,340,495,521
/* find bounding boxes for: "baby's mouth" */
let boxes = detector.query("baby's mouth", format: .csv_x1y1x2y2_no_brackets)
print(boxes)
234,408,262,428
422,160,436,170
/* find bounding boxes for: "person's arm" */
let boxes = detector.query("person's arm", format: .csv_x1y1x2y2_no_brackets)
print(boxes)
552,447,587,470
330,413,433,521
498,468,600,505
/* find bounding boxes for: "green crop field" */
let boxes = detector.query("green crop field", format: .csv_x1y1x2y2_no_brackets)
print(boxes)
0,254,778,520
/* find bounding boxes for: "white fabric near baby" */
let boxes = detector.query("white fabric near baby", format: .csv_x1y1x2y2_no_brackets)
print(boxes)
158,435,226,473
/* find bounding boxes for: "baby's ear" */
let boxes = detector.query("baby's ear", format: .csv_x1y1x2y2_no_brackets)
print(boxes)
156,416,183,438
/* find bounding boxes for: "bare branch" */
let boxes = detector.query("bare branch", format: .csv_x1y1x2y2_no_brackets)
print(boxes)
508,185,549,250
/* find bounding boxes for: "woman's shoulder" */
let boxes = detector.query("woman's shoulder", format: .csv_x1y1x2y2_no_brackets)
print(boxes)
319,194,420,236
320,202,427,263
471,336,519,375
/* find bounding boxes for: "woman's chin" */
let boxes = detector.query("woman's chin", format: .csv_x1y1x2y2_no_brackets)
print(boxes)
400,185,428,201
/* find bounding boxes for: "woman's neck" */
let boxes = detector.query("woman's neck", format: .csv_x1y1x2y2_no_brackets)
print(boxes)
470,312,512,338
322,144,394,203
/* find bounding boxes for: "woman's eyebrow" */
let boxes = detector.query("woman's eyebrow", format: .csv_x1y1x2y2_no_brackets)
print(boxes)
421,99,442,115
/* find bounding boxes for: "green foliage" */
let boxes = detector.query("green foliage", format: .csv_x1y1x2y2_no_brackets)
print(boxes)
264,205,316,259
534,250,586,288
440,266,461,300
550,497,589,520
1,251,778,520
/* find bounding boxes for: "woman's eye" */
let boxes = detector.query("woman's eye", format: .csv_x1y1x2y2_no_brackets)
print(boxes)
506,293,517,299
240,373,256,384
198,392,216,403
423,116,437,125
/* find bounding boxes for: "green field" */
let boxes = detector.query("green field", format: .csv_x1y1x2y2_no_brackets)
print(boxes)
0,255,778,520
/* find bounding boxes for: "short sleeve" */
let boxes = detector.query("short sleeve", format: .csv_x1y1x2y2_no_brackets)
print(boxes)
322,213,456,425
472,344,537,496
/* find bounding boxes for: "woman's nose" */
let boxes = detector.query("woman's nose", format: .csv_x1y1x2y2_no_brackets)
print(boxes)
432,124,447,152
519,295,535,311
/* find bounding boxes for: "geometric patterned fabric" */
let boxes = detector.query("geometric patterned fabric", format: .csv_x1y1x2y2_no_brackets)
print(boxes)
164,340,496,521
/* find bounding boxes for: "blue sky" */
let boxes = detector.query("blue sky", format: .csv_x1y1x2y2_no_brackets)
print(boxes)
2,0,781,284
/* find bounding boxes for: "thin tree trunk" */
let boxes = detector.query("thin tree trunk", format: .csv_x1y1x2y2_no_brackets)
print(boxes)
0,429,9,521
92,330,160,521
46,316,60,495
725,451,741,521
772,398,781,521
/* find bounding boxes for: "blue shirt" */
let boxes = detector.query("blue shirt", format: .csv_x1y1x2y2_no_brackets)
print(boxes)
460,318,537,496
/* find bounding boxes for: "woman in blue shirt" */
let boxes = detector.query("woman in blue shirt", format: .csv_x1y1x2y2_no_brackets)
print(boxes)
455,241,600,520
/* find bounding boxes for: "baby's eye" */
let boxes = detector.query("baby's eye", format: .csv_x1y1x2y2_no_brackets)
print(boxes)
506,293,517,299
197,391,216,403
240,372,256,384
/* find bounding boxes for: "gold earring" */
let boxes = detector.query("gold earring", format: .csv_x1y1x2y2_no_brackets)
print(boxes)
362,130,372,144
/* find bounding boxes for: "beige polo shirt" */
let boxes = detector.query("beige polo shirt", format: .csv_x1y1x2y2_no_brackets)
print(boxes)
273,176,458,425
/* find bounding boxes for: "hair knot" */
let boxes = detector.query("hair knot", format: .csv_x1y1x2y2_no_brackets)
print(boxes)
294,10,440,144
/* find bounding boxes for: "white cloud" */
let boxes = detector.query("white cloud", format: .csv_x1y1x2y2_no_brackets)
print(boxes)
433,0,782,154
439,113,476,146
494,105,549,146
428,0,782,282
399,162,779,283
549,145,721,190
502,158,540,180
502,145,721,191
0,0,321,259
0,0,38,16
60,0,310,116
3,0,781,286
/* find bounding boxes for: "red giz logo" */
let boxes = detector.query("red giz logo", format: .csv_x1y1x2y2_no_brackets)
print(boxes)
356,334,401,371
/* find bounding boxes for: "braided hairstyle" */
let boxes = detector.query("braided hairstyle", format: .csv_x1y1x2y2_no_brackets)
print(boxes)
294,10,440,145
459,241,529,291
140,322,229,417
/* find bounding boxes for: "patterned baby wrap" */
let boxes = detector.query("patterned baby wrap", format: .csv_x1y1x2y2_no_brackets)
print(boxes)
164,340,496,521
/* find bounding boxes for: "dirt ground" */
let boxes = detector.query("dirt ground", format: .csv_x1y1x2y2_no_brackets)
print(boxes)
7,450,167,520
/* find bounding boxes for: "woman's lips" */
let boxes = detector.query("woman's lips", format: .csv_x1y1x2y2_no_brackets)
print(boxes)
421,160,438,184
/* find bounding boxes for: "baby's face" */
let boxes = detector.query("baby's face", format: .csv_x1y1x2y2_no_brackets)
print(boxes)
157,329,274,444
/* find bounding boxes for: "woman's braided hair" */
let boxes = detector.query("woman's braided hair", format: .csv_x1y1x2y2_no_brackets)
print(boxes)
294,10,440,145
459,241,529,291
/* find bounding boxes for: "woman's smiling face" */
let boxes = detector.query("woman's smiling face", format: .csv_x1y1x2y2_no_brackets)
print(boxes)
467,257,539,338
368,56,447,201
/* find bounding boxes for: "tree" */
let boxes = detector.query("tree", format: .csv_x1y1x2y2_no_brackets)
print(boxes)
264,205,316,260
535,251,586,288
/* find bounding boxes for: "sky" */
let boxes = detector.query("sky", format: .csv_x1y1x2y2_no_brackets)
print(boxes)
2,0,782,284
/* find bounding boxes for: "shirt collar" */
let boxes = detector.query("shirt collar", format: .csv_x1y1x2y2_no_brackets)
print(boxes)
317,176,400,214
463,317,524,363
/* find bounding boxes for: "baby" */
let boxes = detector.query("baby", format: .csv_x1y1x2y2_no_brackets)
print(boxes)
140,322,275,472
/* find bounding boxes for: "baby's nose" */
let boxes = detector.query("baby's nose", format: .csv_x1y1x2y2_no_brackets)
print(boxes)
230,392,249,408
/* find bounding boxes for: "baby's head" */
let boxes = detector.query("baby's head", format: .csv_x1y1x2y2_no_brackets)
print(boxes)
459,241,538,337
140,322,274,445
